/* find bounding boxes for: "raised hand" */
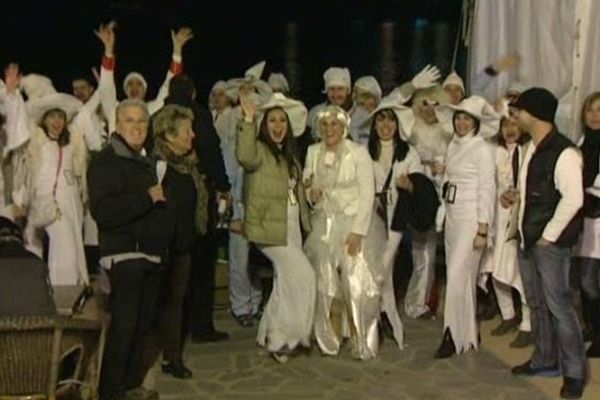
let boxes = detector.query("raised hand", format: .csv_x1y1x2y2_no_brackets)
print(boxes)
95,20,117,56
4,63,21,93
412,64,441,90
239,93,257,122
171,27,194,56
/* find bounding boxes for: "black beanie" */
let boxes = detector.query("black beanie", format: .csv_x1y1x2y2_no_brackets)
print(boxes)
511,87,558,123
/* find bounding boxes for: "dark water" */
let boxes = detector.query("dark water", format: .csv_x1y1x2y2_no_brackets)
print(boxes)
1,1,462,108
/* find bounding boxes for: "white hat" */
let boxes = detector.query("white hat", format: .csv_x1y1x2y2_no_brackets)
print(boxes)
322,67,351,93
436,95,500,138
123,72,148,93
20,74,57,100
267,73,290,93
226,61,273,103
442,71,465,93
361,94,414,140
354,76,382,101
26,93,83,125
316,105,351,138
258,93,307,137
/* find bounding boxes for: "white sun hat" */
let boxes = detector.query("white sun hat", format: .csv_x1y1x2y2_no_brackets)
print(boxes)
258,93,307,137
435,95,501,138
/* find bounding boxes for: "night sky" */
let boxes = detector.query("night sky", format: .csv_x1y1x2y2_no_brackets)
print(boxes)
1,0,462,106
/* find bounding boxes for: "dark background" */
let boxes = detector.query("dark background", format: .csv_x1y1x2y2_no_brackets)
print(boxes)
1,0,464,107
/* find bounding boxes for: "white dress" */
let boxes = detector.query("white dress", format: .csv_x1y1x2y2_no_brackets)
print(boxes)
442,132,495,353
28,127,88,285
303,139,385,360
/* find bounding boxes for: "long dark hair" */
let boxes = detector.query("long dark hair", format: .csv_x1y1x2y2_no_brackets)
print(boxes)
367,109,409,163
258,107,299,178
40,108,70,147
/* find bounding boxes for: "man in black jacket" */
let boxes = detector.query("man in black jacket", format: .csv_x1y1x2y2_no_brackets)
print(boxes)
506,88,586,400
89,99,174,400
162,75,232,342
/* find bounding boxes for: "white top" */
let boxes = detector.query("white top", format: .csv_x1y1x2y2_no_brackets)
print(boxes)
518,142,583,244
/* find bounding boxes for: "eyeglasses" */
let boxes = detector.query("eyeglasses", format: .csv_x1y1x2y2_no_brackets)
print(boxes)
508,107,520,118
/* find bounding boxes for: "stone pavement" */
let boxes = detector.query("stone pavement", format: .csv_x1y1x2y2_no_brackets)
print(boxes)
154,312,551,400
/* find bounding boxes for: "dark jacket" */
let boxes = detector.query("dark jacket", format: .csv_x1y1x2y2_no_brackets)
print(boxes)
390,172,440,233
522,129,582,248
88,135,175,259
162,166,197,254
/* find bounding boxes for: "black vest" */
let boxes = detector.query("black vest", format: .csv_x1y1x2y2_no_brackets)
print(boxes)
521,130,582,249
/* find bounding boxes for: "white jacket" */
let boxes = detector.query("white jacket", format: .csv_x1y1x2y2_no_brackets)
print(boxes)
304,139,375,235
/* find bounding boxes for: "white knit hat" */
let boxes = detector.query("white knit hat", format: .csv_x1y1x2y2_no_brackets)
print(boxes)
354,76,382,101
442,71,465,93
123,72,148,93
322,67,351,93
267,73,290,93
258,93,307,137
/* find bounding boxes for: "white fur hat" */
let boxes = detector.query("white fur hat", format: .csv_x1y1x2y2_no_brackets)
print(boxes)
20,74,57,100
436,95,500,138
123,72,148,92
442,71,465,93
322,67,351,93
258,93,307,137
26,93,83,125
354,76,382,101
267,73,290,93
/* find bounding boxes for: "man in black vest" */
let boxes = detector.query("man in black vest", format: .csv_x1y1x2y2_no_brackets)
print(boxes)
503,88,586,400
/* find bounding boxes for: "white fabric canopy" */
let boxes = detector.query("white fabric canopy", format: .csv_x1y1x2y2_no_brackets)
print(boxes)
468,0,599,140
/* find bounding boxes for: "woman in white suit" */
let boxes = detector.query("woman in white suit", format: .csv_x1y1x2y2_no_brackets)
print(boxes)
303,105,384,360
434,96,498,358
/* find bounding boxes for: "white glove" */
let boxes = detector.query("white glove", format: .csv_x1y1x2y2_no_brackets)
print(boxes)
411,64,441,90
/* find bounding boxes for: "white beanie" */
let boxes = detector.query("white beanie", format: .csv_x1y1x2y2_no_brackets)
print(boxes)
353,76,382,100
123,72,148,92
442,71,465,93
267,73,290,92
322,67,351,93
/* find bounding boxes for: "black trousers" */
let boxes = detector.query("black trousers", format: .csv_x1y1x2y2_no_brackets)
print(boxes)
182,233,219,338
99,259,164,400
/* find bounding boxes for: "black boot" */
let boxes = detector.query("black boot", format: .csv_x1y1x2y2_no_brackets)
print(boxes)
434,328,456,359
586,298,600,358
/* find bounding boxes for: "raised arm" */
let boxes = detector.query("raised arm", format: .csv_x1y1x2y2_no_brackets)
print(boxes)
95,21,118,133
235,94,262,172
147,27,192,114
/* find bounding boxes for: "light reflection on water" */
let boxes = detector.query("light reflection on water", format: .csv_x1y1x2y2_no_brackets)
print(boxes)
280,21,456,106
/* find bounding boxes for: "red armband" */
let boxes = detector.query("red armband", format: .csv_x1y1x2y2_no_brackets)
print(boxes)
102,55,115,70
170,61,183,76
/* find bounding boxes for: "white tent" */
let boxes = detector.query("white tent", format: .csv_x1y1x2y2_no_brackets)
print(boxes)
467,0,600,141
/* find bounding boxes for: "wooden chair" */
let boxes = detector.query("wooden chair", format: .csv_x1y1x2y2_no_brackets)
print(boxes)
0,316,104,400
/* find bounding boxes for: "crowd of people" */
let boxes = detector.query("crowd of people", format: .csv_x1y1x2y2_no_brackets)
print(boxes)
1,20,598,400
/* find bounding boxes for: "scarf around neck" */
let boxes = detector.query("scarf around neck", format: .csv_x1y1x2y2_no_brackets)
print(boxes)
154,138,208,235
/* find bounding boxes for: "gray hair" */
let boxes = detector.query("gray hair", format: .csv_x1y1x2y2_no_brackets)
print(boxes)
152,105,194,140
115,99,149,123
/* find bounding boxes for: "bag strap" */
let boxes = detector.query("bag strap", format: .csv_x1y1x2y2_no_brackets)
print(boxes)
52,146,63,198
